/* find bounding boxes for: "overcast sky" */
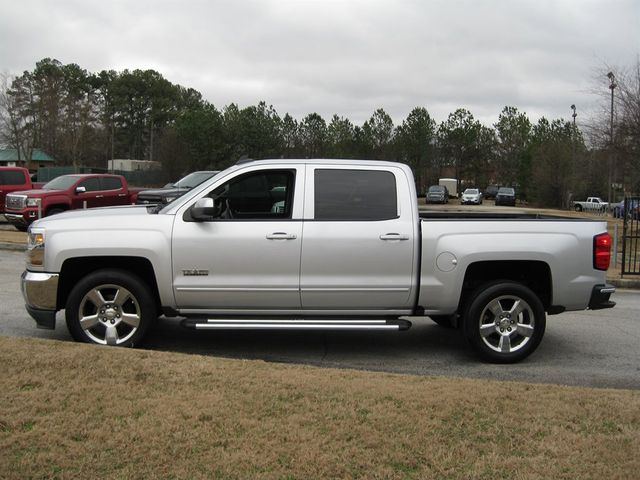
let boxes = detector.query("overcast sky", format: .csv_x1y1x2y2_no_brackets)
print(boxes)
1,0,638,127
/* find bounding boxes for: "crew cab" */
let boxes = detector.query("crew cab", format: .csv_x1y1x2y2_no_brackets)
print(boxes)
0,166,42,214
5,174,142,230
573,197,608,212
20,159,615,363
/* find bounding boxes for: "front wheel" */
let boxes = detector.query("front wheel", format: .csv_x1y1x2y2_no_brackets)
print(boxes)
463,281,546,363
65,269,157,347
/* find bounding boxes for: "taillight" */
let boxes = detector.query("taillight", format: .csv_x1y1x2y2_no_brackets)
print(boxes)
593,233,611,271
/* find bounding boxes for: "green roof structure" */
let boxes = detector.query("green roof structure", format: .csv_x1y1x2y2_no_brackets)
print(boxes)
0,148,55,162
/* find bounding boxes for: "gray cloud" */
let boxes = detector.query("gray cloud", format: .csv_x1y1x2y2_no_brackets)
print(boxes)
1,0,637,127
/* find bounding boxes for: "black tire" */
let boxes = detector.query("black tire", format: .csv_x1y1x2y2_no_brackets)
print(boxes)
462,281,546,363
575,205,582,212
14,224,28,232
430,315,456,328
65,269,157,347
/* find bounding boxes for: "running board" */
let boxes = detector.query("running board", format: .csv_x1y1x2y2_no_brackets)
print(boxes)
181,318,412,331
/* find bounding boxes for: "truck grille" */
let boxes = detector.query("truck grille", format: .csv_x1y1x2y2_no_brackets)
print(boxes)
5,194,26,210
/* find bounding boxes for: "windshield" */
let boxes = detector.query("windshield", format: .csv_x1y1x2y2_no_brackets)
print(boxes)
464,189,479,194
42,175,81,190
428,186,444,193
173,171,219,189
498,188,515,194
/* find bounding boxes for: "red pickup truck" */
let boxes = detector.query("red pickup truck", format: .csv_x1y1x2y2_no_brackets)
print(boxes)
0,167,44,215
4,173,143,230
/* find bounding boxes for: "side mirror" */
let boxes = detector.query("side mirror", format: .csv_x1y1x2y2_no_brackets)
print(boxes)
75,186,86,195
191,197,220,221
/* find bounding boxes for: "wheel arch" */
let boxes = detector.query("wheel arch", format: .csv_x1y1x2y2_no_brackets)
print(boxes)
57,256,161,311
45,203,70,215
459,260,552,313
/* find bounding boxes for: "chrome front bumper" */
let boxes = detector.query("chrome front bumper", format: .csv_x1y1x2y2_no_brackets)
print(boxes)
21,271,59,329
5,213,28,225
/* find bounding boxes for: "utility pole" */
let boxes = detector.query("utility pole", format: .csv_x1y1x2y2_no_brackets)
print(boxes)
569,104,577,209
607,72,616,203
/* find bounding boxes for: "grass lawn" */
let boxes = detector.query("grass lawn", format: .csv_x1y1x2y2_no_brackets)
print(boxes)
0,336,638,479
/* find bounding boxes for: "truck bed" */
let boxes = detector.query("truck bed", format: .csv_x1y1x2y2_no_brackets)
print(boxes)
419,211,590,221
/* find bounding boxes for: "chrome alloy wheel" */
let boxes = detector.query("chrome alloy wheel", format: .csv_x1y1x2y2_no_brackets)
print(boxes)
78,284,141,345
478,295,535,354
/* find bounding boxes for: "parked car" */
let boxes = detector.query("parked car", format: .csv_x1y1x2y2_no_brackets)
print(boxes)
4,174,144,230
136,170,220,205
20,159,615,364
461,188,482,205
483,185,500,200
0,167,43,214
573,197,608,212
495,187,516,206
425,185,449,204
612,199,640,219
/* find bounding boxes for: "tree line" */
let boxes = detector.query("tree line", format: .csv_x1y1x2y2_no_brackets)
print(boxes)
1,57,639,207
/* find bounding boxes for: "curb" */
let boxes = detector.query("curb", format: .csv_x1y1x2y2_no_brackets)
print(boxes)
607,277,640,290
0,242,26,252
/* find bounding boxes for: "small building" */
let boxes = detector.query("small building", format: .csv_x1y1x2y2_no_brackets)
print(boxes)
108,159,161,172
0,148,55,170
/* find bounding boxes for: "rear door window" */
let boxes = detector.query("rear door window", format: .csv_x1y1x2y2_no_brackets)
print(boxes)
314,169,397,220
101,177,123,190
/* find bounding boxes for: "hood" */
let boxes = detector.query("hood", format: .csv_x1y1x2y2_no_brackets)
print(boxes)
137,187,188,197
32,204,154,228
7,189,61,197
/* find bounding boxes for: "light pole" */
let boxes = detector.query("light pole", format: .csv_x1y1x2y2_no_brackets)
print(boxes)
569,104,577,210
607,72,616,203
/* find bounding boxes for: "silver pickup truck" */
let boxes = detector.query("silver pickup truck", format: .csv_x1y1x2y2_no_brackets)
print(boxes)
21,159,615,363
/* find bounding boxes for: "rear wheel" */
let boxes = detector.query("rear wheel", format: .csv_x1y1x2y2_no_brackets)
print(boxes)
463,281,546,363
575,205,582,212
65,269,157,347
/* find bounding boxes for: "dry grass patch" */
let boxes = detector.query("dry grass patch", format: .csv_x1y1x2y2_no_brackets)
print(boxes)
0,336,638,479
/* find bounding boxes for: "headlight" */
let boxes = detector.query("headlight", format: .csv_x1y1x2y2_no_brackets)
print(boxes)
27,227,46,267
26,197,42,207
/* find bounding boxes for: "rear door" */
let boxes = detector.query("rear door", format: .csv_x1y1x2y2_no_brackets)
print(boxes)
99,176,129,206
300,165,417,310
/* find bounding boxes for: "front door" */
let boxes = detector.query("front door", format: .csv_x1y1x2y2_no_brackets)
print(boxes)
73,177,102,208
172,166,304,311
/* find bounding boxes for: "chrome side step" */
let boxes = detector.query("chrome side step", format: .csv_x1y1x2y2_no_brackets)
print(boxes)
181,318,412,331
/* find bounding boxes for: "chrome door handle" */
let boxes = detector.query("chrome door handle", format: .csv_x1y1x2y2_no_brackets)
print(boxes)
95,195,104,198
266,232,297,240
380,233,410,241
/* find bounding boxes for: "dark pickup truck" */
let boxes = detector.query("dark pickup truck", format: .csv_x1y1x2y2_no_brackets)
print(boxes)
4,173,143,230
136,170,220,205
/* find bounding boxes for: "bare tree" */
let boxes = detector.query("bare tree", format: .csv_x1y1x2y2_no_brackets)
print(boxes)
0,72,35,167
584,59,640,197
